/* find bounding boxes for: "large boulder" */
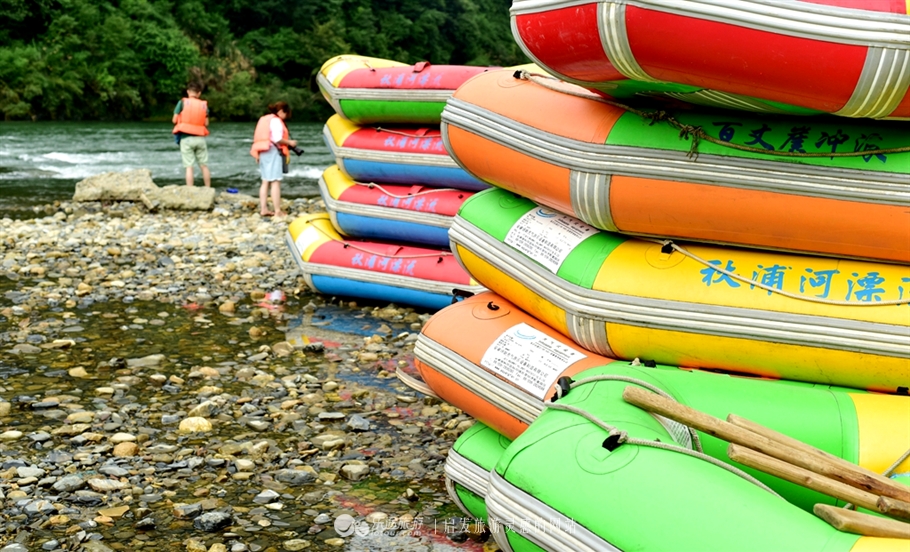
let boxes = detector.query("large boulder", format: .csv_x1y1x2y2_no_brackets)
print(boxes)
141,185,216,211
73,169,215,211
73,169,158,201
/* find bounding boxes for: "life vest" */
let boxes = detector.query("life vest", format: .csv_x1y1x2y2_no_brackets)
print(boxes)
250,114,289,160
172,98,209,136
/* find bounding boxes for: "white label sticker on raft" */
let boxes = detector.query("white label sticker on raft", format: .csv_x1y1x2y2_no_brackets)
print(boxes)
480,323,586,400
504,207,598,273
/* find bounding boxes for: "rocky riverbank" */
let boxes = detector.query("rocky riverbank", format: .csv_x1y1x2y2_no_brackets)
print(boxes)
0,193,489,552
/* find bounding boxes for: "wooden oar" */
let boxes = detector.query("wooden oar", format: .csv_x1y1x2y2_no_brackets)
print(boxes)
621,386,910,503
814,504,910,539
726,414,879,477
727,444,910,522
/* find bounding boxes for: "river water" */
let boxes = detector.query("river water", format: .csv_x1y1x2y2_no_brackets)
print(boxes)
0,121,333,218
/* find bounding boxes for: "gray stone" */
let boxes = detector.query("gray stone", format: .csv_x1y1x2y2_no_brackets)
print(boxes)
73,169,157,202
87,478,130,492
253,489,280,504
10,343,42,354
194,511,232,532
99,465,130,477
1,545,29,552
53,474,85,492
17,466,45,478
274,469,316,486
173,502,203,519
24,499,57,516
127,354,165,367
346,414,371,431
340,464,370,481
135,516,156,530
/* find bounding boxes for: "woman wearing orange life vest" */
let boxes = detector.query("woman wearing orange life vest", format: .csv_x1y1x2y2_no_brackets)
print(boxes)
250,101,297,217
171,83,211,187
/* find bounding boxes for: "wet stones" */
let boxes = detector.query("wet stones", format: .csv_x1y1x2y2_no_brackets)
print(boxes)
193,511,232,532
0,194,483,552
178,417,213,433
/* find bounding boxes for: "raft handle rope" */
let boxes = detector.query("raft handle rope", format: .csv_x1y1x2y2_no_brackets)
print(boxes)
650,238,910,307
545,376,781,498
309,222,455,260
514,71,910,160
355,181,462,198
336,55,375,71
373,126,441,138
550,374,703,453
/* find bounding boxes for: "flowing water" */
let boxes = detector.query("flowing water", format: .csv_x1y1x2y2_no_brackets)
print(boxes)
0,121,333,218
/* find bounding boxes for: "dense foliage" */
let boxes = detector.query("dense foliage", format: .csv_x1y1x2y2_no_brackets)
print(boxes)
0,0,526,122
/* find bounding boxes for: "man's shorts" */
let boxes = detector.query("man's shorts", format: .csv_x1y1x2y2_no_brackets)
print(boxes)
180,135,208,167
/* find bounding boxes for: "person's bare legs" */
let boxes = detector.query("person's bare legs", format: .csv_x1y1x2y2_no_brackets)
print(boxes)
200,165,211,187
259,180,273,215
271,181,286,217
185,166,195,186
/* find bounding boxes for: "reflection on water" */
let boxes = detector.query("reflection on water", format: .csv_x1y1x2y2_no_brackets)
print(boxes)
0,121,334,218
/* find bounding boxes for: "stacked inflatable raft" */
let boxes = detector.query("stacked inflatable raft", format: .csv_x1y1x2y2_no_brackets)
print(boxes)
389,7,910,547
286,55,492,309
509,0,910,119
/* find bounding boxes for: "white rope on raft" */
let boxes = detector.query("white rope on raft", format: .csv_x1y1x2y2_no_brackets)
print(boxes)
352,181,464,198
544,375,781,498
654,238,910,307
308,221,454,260
373,127,442,138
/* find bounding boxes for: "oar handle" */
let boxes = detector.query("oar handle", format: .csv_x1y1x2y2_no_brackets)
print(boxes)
814,503,910,538
728,443,910,522
621,386,910,503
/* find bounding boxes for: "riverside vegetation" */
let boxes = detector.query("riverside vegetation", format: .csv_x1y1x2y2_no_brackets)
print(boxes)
0,193,491,551
0,0,527,122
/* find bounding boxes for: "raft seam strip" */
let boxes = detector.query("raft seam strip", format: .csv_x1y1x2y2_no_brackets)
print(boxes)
445,449,491,498
415,336,542,423
837,47,910,118
487,470,618,552
599,3,659,82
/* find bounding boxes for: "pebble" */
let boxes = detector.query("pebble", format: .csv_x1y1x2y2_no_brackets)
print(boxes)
178,417,213,433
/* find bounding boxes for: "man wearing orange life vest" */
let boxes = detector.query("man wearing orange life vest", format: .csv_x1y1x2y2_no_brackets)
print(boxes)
250,101,297,217
172,83,211,187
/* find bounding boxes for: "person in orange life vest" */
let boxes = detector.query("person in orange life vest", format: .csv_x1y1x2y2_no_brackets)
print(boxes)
250,101,297,217
172,83,211,187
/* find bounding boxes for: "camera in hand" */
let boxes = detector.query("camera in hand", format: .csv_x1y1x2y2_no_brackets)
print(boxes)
289,145,305,156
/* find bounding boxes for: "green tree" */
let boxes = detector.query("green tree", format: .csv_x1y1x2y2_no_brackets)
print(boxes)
0,0,526,121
